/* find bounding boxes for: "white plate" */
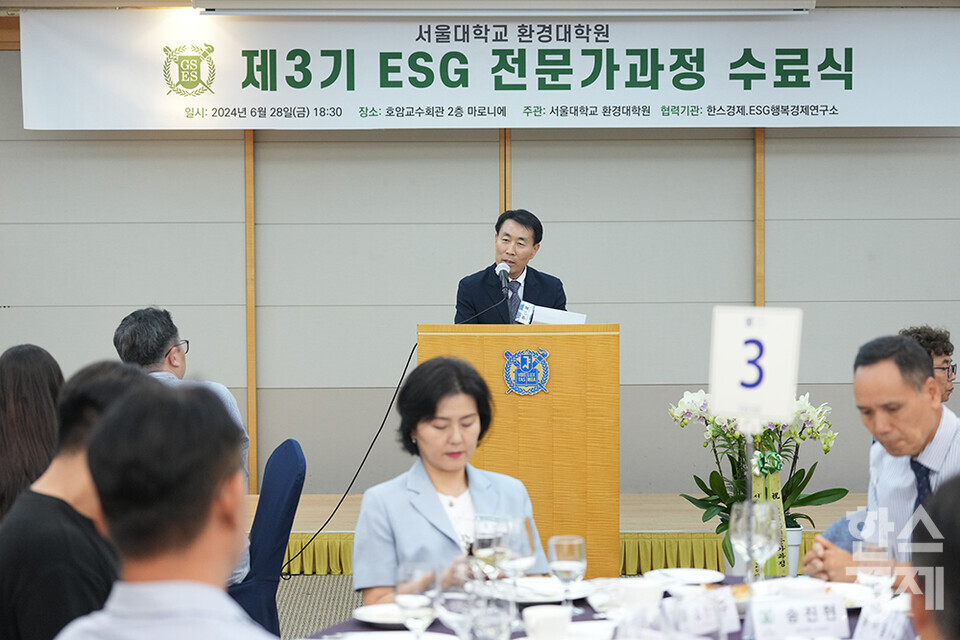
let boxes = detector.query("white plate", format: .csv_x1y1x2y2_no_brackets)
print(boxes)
727,577,876,613
643,568,725,585
477,576,595,603
353,603,407,629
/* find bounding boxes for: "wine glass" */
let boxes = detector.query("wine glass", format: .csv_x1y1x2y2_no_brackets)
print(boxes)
472,514,508,581
548,534,587,615
497,517,537,630
750,502,781,581
730,501,779,585
395,562,437,640
436,562,474,640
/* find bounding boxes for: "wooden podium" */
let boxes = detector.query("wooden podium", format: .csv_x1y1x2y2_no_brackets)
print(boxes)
417,324,620,578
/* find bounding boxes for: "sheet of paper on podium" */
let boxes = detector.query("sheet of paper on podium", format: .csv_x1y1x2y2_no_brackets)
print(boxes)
516,301,586,325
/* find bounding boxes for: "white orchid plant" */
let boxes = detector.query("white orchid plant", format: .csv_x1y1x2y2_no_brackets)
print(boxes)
669,390,848,563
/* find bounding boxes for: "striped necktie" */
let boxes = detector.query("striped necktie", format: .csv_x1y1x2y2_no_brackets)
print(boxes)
910,458,932,513
508,280,521,323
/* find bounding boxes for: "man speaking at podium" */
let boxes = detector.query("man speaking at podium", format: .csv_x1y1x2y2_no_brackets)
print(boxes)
455,209,566,324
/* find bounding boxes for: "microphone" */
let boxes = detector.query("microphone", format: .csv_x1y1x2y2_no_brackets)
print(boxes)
495,262,510,296
455,263,512,324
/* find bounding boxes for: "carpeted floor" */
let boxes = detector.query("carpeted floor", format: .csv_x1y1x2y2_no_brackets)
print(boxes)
277,574,362,640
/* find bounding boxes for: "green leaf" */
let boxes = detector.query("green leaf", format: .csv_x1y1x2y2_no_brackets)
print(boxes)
709,470,731,503
702,505,723,522
793,461,818,495
721,532,735,566
680,493,717,511
782,469,805,504
789,512,816,528
791,488,849,508
693,474,712,496
715,521,729,534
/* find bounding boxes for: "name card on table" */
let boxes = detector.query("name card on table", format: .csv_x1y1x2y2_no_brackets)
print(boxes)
747,596,849,640
662,588,741,636
853,601,915,640
709,306,803,432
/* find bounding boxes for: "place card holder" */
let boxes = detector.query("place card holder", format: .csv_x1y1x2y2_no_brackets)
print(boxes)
853,601,914,640
662,587,741,636
746,595,849,640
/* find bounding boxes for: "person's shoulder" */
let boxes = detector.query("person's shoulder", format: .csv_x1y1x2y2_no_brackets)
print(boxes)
459,265,495,287
470,466,526,492
527,266,563,286
0,492,82,547
52,612,102,640
361,467,413,502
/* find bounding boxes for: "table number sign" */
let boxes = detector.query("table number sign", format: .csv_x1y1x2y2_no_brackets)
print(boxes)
748,595,849,640
709,306,803,432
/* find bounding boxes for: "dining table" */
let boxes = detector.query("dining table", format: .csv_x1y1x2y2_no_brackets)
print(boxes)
309,575,871,639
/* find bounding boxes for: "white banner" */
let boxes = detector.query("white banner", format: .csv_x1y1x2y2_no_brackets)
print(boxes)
19,8,960,130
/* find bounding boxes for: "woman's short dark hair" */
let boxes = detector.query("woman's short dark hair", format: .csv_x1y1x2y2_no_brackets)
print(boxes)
397,357,492,456
0,344,63,520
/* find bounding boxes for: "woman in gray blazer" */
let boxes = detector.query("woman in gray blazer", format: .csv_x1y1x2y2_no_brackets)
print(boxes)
352,357,548,605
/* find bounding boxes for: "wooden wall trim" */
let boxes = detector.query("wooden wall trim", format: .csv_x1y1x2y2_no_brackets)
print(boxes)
499,127,511,212
0,17,20,50
244,129,259,492
754,127,766,307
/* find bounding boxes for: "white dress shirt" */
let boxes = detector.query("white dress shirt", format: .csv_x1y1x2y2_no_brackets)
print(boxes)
867,404,960,561
54,581,275,640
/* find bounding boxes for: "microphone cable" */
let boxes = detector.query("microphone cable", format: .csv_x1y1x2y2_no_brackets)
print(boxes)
279,284,509,577
280,340,417,578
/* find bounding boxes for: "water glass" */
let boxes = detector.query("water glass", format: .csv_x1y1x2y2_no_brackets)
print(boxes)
497,516,536,630
730,501,780,583
395,562,437,640
472,514,508,581
437,562,474,640
548,534,587,614
471,596,512,640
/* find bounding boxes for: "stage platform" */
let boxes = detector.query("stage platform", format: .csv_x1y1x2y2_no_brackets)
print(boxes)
247,493,867,576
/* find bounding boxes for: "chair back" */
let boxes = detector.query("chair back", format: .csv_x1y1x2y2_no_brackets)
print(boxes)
228,438,306,635
248,438,306,577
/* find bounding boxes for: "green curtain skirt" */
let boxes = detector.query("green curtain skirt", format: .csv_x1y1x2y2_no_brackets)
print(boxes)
281,531,819,576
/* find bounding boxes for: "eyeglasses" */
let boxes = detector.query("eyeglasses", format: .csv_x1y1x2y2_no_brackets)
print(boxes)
934,362,957,378
164,339,189,359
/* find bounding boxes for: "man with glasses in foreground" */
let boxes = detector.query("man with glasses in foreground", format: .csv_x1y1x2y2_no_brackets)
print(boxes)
900,325,955,403
113,307,250,584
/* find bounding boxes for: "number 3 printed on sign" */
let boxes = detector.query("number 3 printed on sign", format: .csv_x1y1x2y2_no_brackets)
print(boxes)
740,339,764,388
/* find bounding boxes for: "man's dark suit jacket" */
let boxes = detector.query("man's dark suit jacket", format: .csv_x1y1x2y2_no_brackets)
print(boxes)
454,264,566,324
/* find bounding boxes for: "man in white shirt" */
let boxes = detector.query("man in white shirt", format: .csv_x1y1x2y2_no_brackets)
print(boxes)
55,385,274,640
802,335,960,582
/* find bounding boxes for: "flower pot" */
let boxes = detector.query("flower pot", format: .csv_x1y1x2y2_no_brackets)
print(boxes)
723,547,749,577
786,526,803,576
